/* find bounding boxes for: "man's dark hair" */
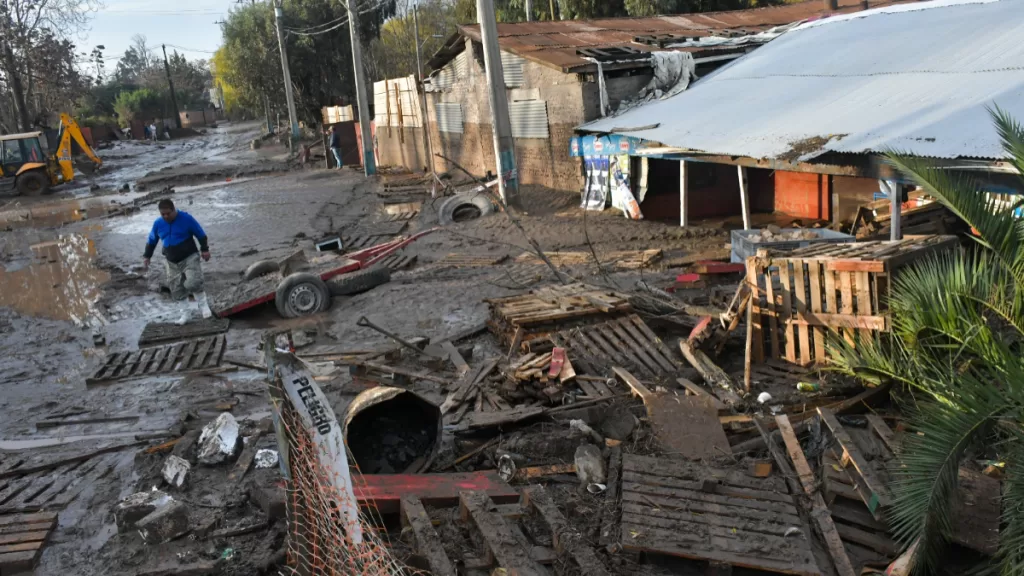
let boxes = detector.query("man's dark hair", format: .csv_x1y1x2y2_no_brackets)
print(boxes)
157,199,175,210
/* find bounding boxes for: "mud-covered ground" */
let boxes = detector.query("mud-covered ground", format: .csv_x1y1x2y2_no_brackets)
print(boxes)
0,121,731,575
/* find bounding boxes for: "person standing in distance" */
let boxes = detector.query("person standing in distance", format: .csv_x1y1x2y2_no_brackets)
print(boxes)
143,199,212,316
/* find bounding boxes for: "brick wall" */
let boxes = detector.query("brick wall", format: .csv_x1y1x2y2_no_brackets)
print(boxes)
376,126,430,172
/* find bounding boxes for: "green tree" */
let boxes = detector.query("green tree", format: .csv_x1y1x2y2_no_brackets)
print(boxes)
832,109,1024,575
113,88,163,125
367,0,457,81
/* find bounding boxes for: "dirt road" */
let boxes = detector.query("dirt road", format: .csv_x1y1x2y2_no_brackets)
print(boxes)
0,120,726,575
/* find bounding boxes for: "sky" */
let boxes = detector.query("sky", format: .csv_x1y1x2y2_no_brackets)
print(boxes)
81,0,237,64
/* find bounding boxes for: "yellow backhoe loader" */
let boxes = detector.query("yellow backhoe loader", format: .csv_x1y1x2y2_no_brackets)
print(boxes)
0,113,103,196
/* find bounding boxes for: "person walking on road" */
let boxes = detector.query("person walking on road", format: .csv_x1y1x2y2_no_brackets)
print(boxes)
143,199,212,317
328,125,343,169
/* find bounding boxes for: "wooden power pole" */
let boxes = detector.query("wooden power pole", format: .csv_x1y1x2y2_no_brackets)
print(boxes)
162,45,182,129
476,0,519,205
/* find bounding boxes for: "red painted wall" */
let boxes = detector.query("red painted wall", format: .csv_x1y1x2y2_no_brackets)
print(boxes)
774,171,831,220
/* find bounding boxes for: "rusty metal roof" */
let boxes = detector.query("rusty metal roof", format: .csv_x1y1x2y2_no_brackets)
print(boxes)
431,0,909,73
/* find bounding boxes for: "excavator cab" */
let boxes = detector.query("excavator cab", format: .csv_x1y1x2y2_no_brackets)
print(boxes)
0,132,53,196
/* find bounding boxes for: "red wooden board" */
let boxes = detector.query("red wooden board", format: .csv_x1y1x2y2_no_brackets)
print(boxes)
353,471,519,514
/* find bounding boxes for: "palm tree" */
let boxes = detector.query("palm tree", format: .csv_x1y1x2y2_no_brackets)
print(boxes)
831,108,1024,575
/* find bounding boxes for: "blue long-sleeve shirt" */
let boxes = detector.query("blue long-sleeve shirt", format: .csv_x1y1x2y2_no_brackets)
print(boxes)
143,210,209,263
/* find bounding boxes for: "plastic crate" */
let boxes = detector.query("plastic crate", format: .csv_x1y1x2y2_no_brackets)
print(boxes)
730,228,855,263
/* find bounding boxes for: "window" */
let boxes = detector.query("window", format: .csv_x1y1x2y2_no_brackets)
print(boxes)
23,138,42,162
3,141,24,163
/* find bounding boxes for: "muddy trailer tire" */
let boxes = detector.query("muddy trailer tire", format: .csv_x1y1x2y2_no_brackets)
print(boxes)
327,267,391,296
438,192,495,225
243,259,280,281
16,170,50,196
275,273,331,318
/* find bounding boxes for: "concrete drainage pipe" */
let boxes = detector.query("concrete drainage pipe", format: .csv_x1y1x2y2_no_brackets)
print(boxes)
438,192,496,225
343,387,441,474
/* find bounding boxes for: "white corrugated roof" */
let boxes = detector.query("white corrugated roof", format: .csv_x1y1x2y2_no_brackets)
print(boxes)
579,0,1024,162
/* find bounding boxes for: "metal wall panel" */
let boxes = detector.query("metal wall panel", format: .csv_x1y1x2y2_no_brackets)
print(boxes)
509,100,549,139
436,102,464,134
501,52,525,88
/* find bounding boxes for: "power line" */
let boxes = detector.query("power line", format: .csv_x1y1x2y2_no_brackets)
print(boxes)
164,44,218,54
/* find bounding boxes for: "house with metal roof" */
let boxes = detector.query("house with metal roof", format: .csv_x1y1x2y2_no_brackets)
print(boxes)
575,0,1024,231
376,0,902,191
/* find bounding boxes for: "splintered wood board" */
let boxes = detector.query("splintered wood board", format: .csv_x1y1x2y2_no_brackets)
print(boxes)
87,335,226,385
138,317,230,346
619,454,821,575
0,512,57,574
550,314,677,378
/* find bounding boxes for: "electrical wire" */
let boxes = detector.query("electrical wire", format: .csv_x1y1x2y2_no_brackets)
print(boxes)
164,44,218,54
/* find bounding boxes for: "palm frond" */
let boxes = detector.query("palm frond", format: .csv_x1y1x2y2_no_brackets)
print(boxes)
883,151,1024,290
995,430,1024,575
888,377,1008,576
990,105,1024,184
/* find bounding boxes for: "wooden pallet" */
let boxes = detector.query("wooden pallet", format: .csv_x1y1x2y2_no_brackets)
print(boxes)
486,283,633,349
0,512,57,574
401,489,610,576
87,335,226,385
550,314,678,378
619,454,822,575
138,317,230,347
436,253,509,268
747,235,957,366
515,249,663,270
0,453,120,515
375,252,417,272
377,210,419,223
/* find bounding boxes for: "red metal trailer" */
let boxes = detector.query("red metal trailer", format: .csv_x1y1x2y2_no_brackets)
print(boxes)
210,229,436,318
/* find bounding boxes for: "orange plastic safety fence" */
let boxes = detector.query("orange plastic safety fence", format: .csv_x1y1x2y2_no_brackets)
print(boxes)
273,385,408,576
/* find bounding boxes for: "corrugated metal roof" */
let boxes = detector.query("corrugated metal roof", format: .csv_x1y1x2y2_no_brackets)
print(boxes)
579,0,1024,162
510,101,550,139
440,0,909,73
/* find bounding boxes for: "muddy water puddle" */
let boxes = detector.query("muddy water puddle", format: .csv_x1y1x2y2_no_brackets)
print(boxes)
0,197,124,230
0,234,109,327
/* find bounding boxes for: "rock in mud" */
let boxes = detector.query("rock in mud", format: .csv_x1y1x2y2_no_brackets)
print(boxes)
137,500,190,544
251,483,286,520
197,413,240,465
574,444,606,487
254,449,279,469
162,455,191,488
115,490,173,532
599,410,637,441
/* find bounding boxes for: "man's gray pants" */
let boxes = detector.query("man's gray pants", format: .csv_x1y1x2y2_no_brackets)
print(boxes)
165,253,204,301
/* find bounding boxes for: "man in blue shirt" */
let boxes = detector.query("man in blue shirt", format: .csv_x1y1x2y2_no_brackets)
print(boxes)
143,199,211,305
327,125,343,169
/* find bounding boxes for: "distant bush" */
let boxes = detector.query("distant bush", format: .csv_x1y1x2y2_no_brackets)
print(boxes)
113,89,163,126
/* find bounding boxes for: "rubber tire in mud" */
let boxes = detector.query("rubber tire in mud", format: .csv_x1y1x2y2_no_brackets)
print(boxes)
275,273,331,318
438,192,495,225
243,259,280,281
16,170,50,196
327,267,391,296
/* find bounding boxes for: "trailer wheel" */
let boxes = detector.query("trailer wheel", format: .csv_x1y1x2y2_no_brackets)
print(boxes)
243,259,279,281
327,267,391,296
275,273,331,318
16,170,50,196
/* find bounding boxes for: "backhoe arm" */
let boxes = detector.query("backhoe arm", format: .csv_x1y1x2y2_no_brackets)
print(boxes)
54,113,103,183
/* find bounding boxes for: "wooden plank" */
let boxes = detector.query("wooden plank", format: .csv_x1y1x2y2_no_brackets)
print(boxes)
619,523,820,576
401,495,457,576
855,271,873,343
746,257,764,363
621,491,800,526
0,513,57,529
828,500,888,532
622,454,788,493
207,334,225,367
823,267,839,360
228,434,262,482
0,443,139,481
189,337,215,370
599,446,622,547
621,503,797,536
676,378,726,411
865,414,897,453
818,407,892,516
778,261,797,362
807,260,826,362
608,323,662,376
763,267,781,358
47,453,120,509
792,261,812,365
590,379,613,397
525,486,611,576
160,342,186,372
0,550,41,573
0,531,49,546
678,341,744,407
834,523,899,556
617,317,676,374
440,342,470,377
175,339,200,372
612,367,652,401
622,482,800,516
459,491,545,576
788,313,887,331
456,406,545,431
648,395,731,461
826,260,885,273
770,415,857,576
621,470,795,505
839,272,855,346
0,522,54,537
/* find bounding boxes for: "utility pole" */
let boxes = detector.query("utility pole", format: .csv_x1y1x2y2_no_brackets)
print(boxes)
477,0,519,204
525,0,533,21
273,2,301,143
412,5,434,173
347,0,377,175
549,0,556,20
161,45,182,129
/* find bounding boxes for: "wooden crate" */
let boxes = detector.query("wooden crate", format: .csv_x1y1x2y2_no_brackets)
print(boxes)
746,235,957,366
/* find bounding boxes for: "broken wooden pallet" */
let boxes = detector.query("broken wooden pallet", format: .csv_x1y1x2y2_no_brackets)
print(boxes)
374,252,417,272
356,470,519,515
550,314,678,378
619,453,822,575
137,317,230,347
377,210,419,223
0,453,120,514
87,335,227,385
342,234,393,251
514,249,662,270
0,512,57,574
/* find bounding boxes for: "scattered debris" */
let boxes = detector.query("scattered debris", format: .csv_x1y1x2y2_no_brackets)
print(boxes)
116,491,174,533
197,413,241,465
161,455,191,488
254,449,279,469
136,500,190,544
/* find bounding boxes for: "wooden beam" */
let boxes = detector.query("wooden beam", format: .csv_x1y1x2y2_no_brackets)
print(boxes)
773,415,858,576
818,407,893,516
680,159,689,227
738,165,751,231
679,341,744,407
788,312,887,331
676,377,726,411
401,495,457,576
